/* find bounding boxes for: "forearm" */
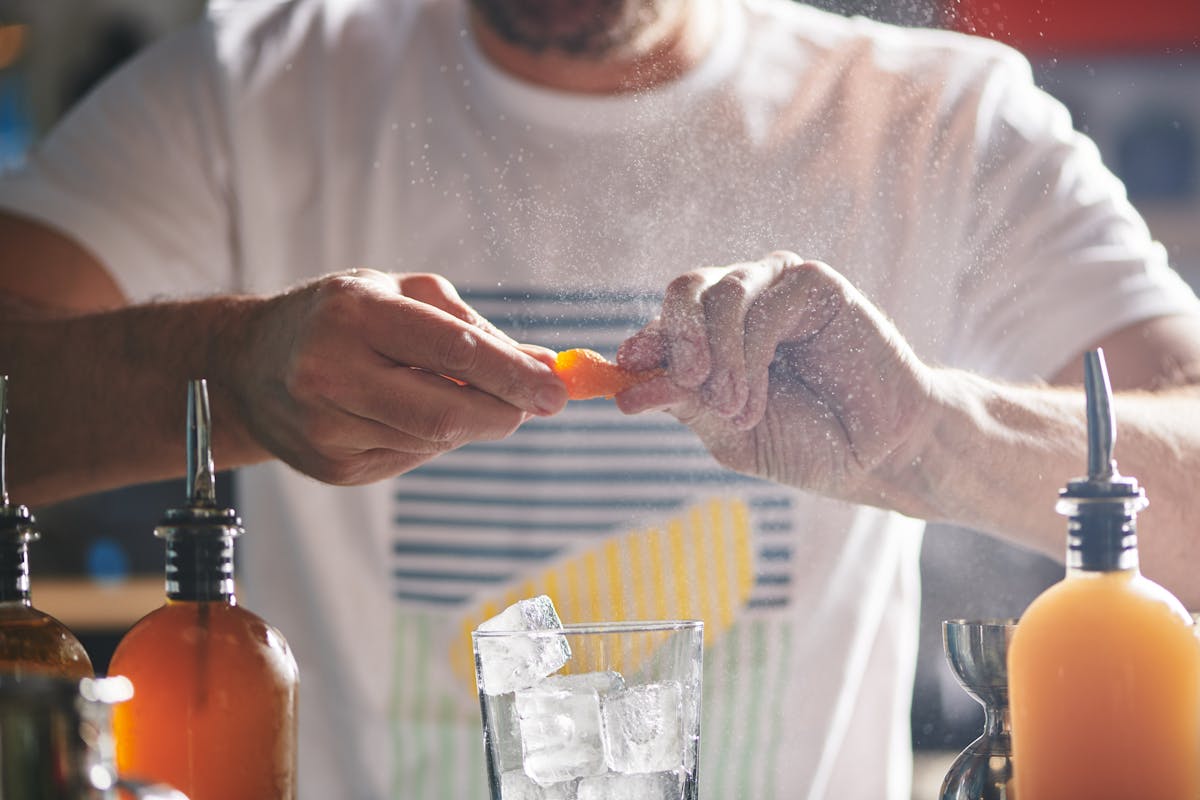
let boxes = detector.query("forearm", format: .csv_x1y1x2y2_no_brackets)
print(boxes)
0,297,271,506
895,369,1200,604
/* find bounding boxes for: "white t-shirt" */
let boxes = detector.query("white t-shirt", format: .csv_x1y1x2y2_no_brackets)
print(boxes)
3,1,1197,798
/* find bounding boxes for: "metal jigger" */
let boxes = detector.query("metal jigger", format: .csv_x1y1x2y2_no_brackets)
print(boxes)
939,619,1018,800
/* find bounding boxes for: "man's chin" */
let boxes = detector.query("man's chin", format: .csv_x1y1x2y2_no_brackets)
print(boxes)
468,0,651,58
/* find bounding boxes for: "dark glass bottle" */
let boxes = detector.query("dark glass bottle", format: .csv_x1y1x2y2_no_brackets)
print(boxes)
109,380,298,800
0,375,92,679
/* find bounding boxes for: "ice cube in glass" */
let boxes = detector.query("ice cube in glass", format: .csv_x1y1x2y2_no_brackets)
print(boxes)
576,770,684,800
600,681,685,774
476,595,572,695
499,768,578,800
516,683,607,785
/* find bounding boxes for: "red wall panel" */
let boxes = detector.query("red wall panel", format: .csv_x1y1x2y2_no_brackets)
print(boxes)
946,0,1200,55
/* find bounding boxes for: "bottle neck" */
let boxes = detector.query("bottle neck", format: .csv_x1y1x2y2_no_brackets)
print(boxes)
164,533,236,602
0,538,30,605
1064,502,1140,574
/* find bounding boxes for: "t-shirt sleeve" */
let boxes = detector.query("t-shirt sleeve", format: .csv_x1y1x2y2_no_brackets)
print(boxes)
944,51,1200,381
0,19,237,303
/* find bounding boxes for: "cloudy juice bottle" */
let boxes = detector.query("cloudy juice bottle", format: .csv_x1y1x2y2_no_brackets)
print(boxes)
1008,350,1200,800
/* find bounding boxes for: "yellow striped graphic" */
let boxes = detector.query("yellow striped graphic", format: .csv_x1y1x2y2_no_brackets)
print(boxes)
453,496,755,692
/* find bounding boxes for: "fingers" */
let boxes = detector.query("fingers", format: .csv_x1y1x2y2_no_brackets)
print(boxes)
238,269,572,487
280,367,531,484
657,267,727,388
338,273,567,417
397,272,521,347
735,255,845,428
617,253,844,430
698,262,779,417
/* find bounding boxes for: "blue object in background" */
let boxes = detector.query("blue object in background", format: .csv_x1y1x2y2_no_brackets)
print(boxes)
86,537,132,583
1117,110,1197,202
0,70,31,171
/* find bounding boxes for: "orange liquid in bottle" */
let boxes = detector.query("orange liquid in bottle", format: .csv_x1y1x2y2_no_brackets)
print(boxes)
1009,569,1200,800
110,599,298,800
1009,351,1200,799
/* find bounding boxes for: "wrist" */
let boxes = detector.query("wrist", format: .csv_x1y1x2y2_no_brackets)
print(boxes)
878,368,1083,537
196,295,274,469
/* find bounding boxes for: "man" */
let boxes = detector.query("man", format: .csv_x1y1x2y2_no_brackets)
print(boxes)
2,0,1200,797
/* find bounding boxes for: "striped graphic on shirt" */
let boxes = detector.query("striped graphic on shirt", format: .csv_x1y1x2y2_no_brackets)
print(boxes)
390,288,797,614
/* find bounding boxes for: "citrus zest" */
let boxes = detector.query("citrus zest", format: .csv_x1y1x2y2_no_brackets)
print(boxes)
552,348,662,400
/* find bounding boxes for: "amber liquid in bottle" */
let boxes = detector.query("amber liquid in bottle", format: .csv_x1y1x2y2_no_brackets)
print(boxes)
110,531,298,800
0,528,93,679
109,380,298,800
0,374,92,679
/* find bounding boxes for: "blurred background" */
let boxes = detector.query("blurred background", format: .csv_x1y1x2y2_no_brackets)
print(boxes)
1,0,1197,795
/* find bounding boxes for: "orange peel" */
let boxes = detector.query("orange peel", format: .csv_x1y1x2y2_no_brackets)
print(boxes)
552,348,662,400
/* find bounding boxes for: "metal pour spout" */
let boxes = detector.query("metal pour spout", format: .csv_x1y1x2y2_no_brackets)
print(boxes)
1059,348,1144,572
156,378,242,538
186,378,218,508
0,374,10,509
0,375,35,538
1083,350,1116,483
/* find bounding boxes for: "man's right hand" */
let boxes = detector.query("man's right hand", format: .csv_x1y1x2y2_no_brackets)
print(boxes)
0,211,567,502
223,268,568,485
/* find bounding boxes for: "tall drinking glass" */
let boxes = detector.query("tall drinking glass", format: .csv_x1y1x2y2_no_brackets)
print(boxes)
473,619,703,800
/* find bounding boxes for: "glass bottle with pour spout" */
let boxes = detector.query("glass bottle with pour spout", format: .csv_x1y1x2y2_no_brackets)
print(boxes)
1007,350,1200,800
109,379,299,800
0,375,93,678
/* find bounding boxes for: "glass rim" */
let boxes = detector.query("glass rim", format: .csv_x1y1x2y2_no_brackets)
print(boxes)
472,618,704,639
942,617,1019,629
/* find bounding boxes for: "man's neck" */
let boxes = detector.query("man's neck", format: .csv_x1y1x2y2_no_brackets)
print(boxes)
469,1,718,94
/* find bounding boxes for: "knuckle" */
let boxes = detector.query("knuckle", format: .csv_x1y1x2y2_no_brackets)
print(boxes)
437,328,481,373
284,352,336,404
402,272,441,289
427,406,469,444
777,258,823,282
293,406,336,449
315,458,360,486
310,276,367,327
402,272,459,301
707,271,753,307
479,411,524,442
665,271,704,298
766,249,803,265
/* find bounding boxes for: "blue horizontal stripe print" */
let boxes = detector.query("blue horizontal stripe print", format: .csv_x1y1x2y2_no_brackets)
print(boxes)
392,492,685,510
468,444,709,457
516,421,689,434
393,542,562,559
392,590,471,605
392,515,617,532
407,466,758,484
392,569,513,583
391,287,795,613
463,288,663,304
